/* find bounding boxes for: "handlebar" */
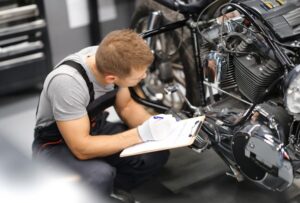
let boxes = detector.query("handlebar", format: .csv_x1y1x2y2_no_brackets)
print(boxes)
153,0,177,11
153,0,214,14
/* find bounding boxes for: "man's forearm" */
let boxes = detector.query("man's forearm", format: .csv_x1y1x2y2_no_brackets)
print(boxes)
120,105,152,128
73,128,142,160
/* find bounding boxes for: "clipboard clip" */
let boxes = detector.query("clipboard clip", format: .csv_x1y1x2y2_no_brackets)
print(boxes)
189,120,203,137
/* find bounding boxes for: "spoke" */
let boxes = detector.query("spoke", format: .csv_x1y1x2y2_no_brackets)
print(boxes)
171,63,183,70
173,72,185,86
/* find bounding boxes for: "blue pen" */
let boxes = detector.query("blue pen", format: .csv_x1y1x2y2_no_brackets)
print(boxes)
153,115,164,119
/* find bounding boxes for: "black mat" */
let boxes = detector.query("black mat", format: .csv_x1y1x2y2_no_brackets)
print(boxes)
133,147,300,203
157,147,228,193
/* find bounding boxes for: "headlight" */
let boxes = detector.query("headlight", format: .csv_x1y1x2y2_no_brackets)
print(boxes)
285,65,300,114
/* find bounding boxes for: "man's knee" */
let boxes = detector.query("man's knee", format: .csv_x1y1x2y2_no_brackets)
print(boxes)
142,150,170,169
84,162,116,194
154,150,170,166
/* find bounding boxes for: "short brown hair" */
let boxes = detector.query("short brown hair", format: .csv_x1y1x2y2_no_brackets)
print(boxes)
95,29,154,77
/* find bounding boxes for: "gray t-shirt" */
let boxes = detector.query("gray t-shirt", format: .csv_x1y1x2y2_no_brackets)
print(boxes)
35,46,114,128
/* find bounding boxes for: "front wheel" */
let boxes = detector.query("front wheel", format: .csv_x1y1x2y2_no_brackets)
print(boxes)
130,4,201,111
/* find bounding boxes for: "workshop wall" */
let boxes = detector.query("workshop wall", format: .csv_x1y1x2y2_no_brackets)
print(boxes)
43,0,135,65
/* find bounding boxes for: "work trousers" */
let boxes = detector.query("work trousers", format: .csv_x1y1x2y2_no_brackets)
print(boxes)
33,119,169,196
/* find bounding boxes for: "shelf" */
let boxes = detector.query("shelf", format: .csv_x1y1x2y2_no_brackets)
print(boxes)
0,35,28,46
0,41,43,58
0,19,45,39
0,52,44,70
0,4,38,24
0,1,52,95
0,57,47,94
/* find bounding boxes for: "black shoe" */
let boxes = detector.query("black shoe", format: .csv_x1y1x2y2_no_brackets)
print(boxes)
110,188,139,203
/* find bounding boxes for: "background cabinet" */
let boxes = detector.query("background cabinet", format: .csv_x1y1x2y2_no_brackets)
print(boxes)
0,0,52,95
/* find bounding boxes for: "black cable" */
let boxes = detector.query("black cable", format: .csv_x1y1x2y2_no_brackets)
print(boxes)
197,0,226,23
195,0,223,46
229,20,300,49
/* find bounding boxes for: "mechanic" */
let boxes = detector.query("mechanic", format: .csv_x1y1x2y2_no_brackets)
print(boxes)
32,29,170,202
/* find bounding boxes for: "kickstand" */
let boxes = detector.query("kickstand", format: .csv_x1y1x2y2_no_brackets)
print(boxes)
226,165,244,182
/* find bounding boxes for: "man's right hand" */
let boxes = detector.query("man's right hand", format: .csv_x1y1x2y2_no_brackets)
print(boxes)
137,114,177,142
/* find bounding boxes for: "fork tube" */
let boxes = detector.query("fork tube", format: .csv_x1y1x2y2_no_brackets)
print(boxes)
189,21,207,106
146,11,162,48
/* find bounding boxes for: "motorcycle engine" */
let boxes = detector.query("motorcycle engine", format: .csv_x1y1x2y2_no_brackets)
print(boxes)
201,0,300,103
232,43,282,103
235,0,300,102
200,0,300,191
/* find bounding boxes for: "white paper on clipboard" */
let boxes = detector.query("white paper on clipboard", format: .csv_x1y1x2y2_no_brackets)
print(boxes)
120,116,205,157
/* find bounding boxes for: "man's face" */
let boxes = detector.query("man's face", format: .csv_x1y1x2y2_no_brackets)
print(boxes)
115,67,148,87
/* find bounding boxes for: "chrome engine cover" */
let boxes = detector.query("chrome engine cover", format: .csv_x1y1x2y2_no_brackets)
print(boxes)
232,123,293,191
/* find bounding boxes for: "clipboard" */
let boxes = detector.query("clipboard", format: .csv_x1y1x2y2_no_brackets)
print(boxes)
120,116,205,157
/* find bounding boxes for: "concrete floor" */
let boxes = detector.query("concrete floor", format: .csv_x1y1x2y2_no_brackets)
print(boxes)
1,87,300,203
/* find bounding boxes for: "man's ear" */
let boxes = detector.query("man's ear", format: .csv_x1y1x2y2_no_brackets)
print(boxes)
104,74,117,84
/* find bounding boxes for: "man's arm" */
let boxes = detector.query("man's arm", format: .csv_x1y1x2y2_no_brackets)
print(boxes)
48,74,144,160
57,115,142,160
114,87,152,128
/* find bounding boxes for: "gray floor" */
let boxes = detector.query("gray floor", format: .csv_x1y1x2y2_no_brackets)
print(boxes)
1,88,300,203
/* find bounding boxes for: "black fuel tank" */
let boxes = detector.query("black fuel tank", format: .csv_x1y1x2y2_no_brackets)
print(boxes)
240,0,300,41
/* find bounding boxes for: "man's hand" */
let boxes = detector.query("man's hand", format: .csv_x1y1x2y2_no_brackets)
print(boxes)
137,114,177,142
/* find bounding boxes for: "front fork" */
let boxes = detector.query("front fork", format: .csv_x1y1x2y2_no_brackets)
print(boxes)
145,11,162,48
188,18,207,107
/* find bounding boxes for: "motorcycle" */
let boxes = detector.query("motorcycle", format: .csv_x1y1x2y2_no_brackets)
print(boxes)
130,0,300,192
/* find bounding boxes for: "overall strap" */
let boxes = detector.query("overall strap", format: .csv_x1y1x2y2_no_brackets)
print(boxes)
34,60,95,147
61,60,95,103
87,86,119,118
33,59,118,153
61,60,119,114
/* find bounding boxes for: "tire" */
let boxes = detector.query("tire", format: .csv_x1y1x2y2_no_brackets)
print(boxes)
130,3,202,111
